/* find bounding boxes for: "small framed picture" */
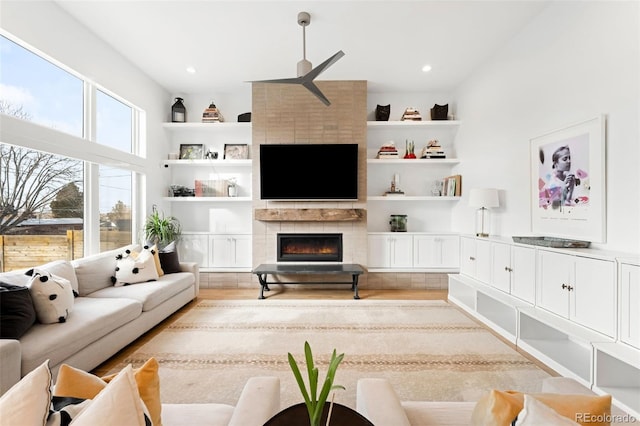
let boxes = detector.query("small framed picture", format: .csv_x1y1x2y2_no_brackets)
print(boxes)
179,144,204,160
223,144,249,160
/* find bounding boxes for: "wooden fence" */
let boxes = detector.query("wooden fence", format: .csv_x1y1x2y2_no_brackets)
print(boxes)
0,230,132,272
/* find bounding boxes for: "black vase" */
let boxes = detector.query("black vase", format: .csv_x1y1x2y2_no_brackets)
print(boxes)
375,104,390,121
430,103,448,120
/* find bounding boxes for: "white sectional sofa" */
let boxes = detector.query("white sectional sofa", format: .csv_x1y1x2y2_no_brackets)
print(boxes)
0,243,199,395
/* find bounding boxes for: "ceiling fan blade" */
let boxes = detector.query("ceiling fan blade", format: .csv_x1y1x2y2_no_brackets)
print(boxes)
302,81,331,106
249,77,304,84
303,50,345,81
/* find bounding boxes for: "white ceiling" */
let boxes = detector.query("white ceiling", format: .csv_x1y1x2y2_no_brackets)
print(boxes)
54,1,549,95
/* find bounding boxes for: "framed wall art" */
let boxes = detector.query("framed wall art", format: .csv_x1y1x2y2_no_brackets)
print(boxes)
179,144,204,160
223,144,249,160
530,115,606,242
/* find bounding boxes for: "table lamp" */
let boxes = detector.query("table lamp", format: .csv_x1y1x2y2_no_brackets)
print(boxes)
469,188,499,237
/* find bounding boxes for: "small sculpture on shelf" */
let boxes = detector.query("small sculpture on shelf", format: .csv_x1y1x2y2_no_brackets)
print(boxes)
404,140,416,159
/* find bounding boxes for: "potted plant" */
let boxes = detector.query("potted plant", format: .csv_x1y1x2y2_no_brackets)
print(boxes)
287,341,345,426
143,205,181,249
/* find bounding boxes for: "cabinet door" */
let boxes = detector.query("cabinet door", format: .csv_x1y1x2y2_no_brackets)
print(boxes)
510,246,536,304
230,235,252,268
620,263,640,348
460,237,476,277
389,235,413,268
177,234,209,267
490,242,511,293
475,239,491,284
572,257,616,337
413,235,459,268
368,235,391,268
537,250,571,317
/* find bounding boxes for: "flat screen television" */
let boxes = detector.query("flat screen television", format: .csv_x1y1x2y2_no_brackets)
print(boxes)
260,143,358,200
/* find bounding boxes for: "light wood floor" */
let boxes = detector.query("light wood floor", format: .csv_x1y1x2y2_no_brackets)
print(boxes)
91,288,556,377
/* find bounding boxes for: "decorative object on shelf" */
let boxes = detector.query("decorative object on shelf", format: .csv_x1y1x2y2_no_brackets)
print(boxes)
202,101,224,123
430,103,448,120
530,115,605,243
223,143,249,160
169,185,195,197
250,11,345,106
179,143,204,160
511,236,591,248
143,205,181,249
443,174,462,196
377,141,399,159
389,214,408,232
286,341,345,426
401,107,422,121
227,178,238,197
385,173,404,196
171,97,186,122
469,188,499,237
204,150,218,160
167,152,179,160
375,104,390,121
194,180,225,197
421,139,446,159
237,112,251,122
404,140,416,159
431,179,444,196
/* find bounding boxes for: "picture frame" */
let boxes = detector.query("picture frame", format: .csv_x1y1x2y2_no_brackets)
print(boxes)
443,175,461,197
179,144,204,160
223,144,249,160
530,115,606,242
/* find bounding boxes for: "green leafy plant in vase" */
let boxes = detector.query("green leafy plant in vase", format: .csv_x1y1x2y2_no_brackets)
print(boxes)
288,341,345,426
143,205,181,249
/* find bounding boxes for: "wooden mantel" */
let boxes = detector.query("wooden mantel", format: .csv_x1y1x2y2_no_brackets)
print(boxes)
254,208,366,222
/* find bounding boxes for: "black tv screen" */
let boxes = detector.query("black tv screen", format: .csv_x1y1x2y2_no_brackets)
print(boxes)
260,144,358,200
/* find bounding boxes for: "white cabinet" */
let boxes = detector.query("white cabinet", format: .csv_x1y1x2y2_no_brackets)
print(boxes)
178,233,210,267
209,234,252,269
490,242,535,303
367,234,413,268
537,250,616,338
413,234,459,269
619,261,640,349
460,236,490,283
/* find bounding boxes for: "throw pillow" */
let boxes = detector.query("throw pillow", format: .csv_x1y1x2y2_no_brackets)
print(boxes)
133,244,164,277
37,259,80,296
471,389,612,426
26,269,75,324
71,365,151,426
48,396,92,426
112,247,159,287
515,394,580,425
54,357,162,426
158,241,181,274
0,281,37,338
0,360,52,426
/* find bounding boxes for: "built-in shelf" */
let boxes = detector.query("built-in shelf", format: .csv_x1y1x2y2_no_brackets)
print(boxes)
592,342,640,419
163,196,251,202
367,159,459,164
162,159,252,167
367,196,460,201
367,120,460,128
162,122,251,130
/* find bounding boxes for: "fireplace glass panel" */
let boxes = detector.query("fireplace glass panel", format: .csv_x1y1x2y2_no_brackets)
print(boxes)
277,233,343,262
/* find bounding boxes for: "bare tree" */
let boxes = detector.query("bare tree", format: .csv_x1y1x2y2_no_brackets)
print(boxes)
0,101,83,234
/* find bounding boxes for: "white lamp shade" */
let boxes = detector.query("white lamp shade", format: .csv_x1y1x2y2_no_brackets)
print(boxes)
469,188,499,208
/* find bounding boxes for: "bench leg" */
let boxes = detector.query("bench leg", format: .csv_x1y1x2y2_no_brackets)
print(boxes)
352,274,360,300
256,273,270,299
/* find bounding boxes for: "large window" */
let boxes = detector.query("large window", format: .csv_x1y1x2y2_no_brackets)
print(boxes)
0,33,144,270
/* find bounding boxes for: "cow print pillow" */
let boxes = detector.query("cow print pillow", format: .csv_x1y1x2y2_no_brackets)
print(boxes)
111,246,159,287
25,269,75,324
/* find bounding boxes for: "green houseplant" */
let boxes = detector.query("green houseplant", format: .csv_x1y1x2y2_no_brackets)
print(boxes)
288,341,345,426
143,205,181,249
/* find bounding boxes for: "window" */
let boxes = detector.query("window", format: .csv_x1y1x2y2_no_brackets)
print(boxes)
96,90,133,153
99,165,132,251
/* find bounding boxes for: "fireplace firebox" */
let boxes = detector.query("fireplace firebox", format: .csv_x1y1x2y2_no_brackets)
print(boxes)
277,233,343,262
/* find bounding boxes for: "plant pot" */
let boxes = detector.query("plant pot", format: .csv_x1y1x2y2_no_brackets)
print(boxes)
264,402,373,426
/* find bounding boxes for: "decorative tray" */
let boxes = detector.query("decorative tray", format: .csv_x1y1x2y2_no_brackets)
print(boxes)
512,236,591,248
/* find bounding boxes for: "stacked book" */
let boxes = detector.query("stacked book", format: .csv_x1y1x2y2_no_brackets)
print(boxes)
202,102,224,123
377,142,400,159
401,107,422,121
421,139,446,159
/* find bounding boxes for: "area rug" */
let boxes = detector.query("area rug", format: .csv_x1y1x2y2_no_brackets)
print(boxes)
113,299,551,409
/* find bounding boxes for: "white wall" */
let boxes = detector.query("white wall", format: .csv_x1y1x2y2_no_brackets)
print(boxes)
0,1,170,217
452,1,639,254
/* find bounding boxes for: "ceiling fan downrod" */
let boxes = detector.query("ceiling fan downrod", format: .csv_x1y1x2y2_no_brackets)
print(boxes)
297,11,312,77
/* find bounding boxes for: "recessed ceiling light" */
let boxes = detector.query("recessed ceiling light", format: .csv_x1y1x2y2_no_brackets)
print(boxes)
422,64,432,73
186,66,196,74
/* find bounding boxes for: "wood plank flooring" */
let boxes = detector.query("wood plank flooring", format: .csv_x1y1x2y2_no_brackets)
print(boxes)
91,288,556,377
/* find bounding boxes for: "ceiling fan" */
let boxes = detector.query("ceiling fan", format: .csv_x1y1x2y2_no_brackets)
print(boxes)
252,11,345,106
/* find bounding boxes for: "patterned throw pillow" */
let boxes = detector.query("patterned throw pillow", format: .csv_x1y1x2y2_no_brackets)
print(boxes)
26,269,75,324
111,247,159,287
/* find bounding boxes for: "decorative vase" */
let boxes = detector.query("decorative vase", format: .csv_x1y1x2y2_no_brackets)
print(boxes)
430,103,448,120
171,97,186,122
264,402,373,426
375,104,390,121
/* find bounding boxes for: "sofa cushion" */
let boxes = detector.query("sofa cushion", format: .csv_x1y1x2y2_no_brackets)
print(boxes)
19,297,142,375
0,282,37,339
88,272,194,312
163,403,235,426
515,394,580,425
113,247,159,286
26,270,75,324
72,244,140,296
0,359,51,426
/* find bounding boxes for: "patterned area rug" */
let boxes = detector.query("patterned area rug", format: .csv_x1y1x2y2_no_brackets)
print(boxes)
114,299,551,409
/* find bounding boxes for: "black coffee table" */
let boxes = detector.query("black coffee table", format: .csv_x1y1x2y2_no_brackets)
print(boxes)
252,263,365,300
